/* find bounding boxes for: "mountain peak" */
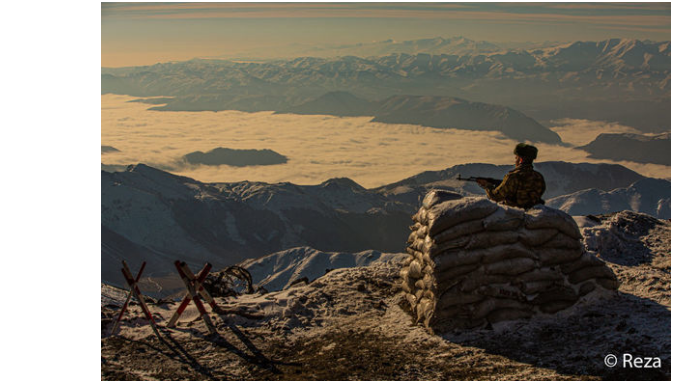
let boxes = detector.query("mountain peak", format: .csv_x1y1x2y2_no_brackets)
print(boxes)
121,163,201,188
124,163,179,178
320,177,365,191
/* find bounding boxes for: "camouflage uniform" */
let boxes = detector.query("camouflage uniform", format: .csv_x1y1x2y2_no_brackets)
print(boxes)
485,163,545,209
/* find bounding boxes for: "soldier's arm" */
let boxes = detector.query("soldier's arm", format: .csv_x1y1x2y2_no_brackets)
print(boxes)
485,173,516,202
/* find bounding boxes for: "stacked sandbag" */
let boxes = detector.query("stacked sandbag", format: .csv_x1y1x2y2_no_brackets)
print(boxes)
402,190,619,332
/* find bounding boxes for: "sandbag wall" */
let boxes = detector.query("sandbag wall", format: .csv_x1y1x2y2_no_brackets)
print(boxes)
402,190,619,332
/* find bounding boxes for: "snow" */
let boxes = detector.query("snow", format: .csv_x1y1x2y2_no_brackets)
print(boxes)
575,211,670,270
548,178,670,219
240,246,406,292
102,203,670,380
102,237,670,380
101,164,671,379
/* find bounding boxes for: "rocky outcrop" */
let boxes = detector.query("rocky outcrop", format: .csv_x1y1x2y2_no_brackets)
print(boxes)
401,190,619,332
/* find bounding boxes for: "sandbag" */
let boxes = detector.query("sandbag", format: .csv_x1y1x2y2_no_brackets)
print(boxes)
439,287,486,308
405,293,417,308
481,243,539,264
411,208,428,224
432,249,484,271
471,298,531,320
433,217,485,244
400,267,417,293
515,268,563,283
408,259,423,279
433,316,486,331
525,206,583,240
567,265,618,284
421,274,436,292
578,280,596,296
517,228,560,247
422,189,465,209
402,195,620,331
595,275,620,291
477,284,525,301
435,263,482,283
425,236,471,256
519,280,558,295
466,231,521,250
457,271,513,292
537,248,583,267
561,252,605,274
416,298,434,323
538,232,583,250
426,197,499,236
530,286,578,305
482,205,525,232
484,257,536,276
429,230,523,256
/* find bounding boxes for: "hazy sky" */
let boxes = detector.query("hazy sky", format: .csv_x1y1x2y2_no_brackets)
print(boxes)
102,95,669,188
102,2,671,67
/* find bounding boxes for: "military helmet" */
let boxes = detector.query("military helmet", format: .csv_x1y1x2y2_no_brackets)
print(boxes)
514,143,538,161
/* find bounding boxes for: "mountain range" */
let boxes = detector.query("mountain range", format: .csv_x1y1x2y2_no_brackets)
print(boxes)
277,93,561,143
102,38,670,132
101,161,669,287
228,36,506,59
101,164,414,284
548,178,671,219
577,132,671,166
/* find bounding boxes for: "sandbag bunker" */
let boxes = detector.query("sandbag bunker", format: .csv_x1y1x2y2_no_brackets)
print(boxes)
402,190,619,332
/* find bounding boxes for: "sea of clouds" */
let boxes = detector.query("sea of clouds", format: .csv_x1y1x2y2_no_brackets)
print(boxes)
102,94,670,189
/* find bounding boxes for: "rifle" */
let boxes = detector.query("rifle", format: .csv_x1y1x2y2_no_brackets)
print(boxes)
456,174,502,187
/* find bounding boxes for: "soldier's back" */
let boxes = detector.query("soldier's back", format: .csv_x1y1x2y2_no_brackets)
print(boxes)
512,165,545,209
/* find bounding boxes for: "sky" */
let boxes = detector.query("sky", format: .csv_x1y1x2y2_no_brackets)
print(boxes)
102,1,672,67
102,94,670,188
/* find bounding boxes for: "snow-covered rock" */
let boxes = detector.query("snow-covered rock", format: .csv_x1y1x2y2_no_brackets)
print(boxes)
547,178,670,219
575,211,670,270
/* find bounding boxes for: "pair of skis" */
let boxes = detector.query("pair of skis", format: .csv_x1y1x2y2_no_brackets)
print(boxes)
110,260,220,337
110,261,162,339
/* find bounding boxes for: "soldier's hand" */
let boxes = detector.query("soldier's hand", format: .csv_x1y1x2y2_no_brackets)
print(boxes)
476,178,490,188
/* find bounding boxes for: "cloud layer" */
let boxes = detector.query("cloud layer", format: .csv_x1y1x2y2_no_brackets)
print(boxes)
101,95,670,189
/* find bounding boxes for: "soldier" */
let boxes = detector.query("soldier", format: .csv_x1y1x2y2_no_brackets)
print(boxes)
476,143,546,209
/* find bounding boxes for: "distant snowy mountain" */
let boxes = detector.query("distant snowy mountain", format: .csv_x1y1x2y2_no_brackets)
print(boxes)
101,164,414,284
536,38,670,73
102,38,670,132
547,178,671,219
300,36,503,58
240,246,406,292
